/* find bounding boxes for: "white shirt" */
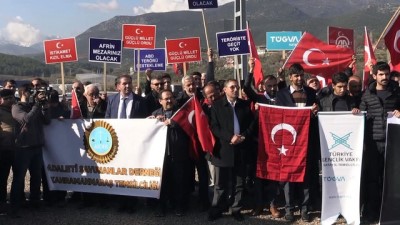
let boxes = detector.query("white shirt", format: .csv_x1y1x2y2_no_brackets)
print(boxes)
118,93,133,119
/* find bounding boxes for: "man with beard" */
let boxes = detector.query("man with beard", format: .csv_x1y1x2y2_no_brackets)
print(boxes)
360,62,400,222
244,58,281,218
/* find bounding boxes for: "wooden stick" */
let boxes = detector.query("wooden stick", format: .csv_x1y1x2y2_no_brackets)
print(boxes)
60,62,65,96
201,9,210,50
373,6,400,51
103,62,107,93
183,62,187,76
137,49,141,87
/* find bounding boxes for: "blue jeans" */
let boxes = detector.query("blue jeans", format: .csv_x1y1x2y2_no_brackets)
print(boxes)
10,147,43,207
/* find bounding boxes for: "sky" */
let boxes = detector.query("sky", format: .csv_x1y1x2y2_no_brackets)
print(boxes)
0,0,234,47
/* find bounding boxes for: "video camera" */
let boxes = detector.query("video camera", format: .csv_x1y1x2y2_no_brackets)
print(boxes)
28,87,53,104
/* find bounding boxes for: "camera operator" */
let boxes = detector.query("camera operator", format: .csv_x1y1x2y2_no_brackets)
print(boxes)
9,83,51,217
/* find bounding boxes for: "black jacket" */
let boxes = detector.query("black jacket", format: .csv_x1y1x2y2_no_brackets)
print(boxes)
360,81,400,141
210,97,255,167
152,107,190,162
318,93,358,112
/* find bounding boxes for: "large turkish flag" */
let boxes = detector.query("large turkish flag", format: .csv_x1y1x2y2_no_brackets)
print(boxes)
285,32,353,83
384,12,400,71
256,104,311,182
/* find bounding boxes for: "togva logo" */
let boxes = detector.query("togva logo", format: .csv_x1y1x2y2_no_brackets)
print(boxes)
266,31,302,51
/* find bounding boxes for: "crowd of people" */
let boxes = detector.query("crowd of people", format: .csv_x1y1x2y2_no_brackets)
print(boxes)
0,48,399,224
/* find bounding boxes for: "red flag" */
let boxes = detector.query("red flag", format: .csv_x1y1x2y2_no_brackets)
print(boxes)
285,32,354,82
364,27,377,89
384,10,400,71
194,96,215,155
173,63,189,76
247,24,264,87
170,97,198,159
256,104,310,182
70,89,82,119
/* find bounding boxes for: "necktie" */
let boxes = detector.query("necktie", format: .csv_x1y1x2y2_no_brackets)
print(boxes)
120,98,127,119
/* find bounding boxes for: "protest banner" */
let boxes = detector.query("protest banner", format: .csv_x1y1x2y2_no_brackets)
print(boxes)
134,48,166,71
44,37,78,64
318,112,364,225
216,30,249,57
381,115,400,225
266,31,302,51
122,24,156,49
89,38,122,64
43,119,167,199
327,26,354,50
165,37,201,64
188,0,218,9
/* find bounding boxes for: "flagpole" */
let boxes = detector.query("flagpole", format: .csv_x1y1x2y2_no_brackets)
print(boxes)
103,62,107,93
373,6,400,51
137,49,141,88
282,32,306,68
201,9,210,50
170,96,194,119
60,62,65,96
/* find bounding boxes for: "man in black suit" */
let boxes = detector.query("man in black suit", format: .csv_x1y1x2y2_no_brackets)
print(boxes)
208,79,256,222
276,63,318,222
104,74,147,213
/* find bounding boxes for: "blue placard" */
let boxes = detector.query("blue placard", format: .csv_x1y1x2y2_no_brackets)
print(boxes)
89,38,122,64
134,48,166,72
216,30,249,57
188,0,218,9
266,31,302,51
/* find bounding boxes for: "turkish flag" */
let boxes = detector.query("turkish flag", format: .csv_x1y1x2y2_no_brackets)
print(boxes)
364,27,377,89
194,95,215,155
70,89,82,119
285,32,353,83
256,104,311,182
171,97,198,159
173,63,189,76
247,24,264,87
384,11,400,71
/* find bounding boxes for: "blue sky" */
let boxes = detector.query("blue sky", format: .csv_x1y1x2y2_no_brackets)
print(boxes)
0,0,233,46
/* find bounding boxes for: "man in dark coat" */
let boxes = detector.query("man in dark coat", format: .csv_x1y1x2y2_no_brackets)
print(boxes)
150,89,191,217
208,79,256,222
359,61,400,222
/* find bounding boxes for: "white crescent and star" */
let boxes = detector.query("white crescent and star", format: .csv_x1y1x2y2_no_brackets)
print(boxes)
135,28,143,35
270,123,297,155
188,110,195,126
56,42,63,49
303,48,330,66
179,42,186,49
393,30,400,53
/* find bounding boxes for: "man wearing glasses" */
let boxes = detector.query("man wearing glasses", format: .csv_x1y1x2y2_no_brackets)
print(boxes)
144,77,163,115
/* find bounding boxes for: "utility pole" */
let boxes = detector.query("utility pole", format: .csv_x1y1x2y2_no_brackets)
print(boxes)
234,0,247,83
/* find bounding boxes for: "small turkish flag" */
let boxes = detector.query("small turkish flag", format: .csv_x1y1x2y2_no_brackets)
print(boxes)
364,27,376,89
70,89,82,119
194,95,215,155
171,97,198,159
285,32,353,83
256,104,311,182
247,23,264,88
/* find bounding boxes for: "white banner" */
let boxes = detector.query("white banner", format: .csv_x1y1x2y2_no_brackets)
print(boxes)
318,112,364,225
43,119,167,199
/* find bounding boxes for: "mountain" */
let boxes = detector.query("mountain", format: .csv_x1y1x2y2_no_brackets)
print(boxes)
0,0,399,61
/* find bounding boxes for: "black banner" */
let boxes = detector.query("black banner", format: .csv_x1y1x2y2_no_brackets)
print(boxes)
381,123,400,224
